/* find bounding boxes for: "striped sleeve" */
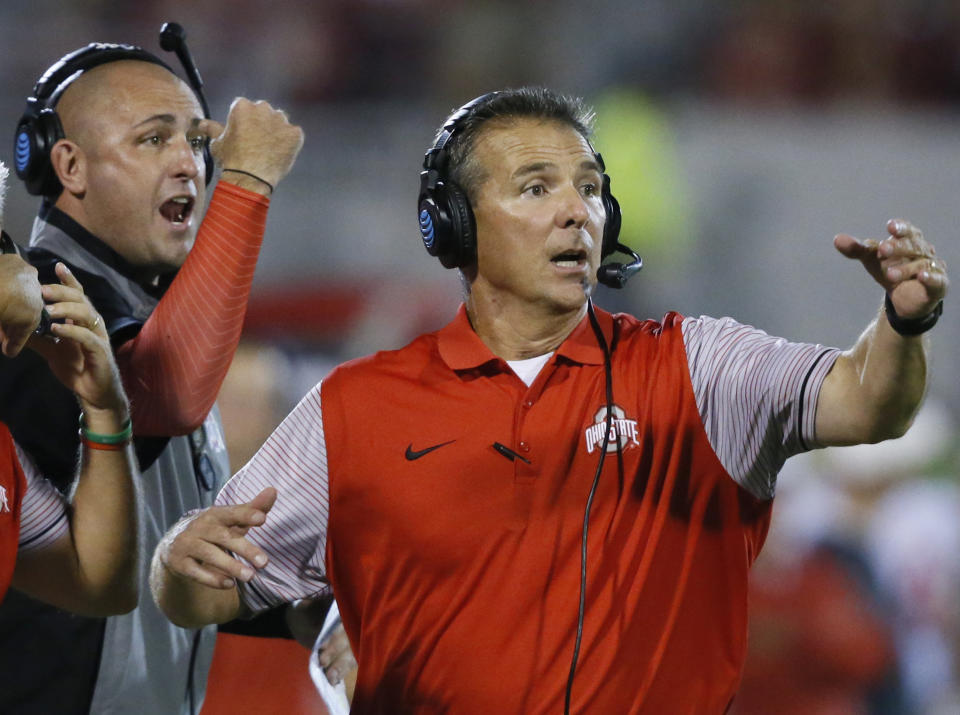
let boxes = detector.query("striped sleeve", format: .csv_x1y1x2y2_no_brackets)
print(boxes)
215,381,330,612
14,442,68,553
682,316,840,500
117,182,270,436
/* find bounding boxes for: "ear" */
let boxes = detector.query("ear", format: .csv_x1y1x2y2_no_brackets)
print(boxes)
49,139,86,196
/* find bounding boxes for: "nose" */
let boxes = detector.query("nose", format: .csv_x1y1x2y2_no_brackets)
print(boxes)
556,184,590,230
170,135,201,182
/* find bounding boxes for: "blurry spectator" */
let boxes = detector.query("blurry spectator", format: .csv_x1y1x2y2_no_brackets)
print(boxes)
737,399,959,714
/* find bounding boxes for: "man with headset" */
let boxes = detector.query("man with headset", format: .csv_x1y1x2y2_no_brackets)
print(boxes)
152,88,948,713
0,29,302,715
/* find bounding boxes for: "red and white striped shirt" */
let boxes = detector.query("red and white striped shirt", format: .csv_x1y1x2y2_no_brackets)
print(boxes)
16,441,68,553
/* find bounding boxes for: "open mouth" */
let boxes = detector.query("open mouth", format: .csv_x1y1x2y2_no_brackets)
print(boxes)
551,249,586,269
159,196,195,225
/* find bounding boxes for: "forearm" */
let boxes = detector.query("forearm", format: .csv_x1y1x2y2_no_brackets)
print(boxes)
818,301,928,445
149,548,246,628
70,404,139,611
117,182,269,435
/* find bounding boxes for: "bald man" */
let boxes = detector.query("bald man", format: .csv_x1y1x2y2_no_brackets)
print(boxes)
0,45,302,715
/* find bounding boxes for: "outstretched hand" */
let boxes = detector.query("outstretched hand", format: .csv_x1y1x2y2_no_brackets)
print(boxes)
156,487,278,590
834,219,948,320
28,262,126,413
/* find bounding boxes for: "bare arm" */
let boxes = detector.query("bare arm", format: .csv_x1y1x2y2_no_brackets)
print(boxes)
12,263,139,615
816,219,948,445
150,487,277,628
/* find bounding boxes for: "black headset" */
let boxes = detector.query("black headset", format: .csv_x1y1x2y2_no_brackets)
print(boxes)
417,92,640,288
14,23,212,197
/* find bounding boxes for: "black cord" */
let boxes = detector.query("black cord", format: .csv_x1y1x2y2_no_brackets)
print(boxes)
563,299,615,715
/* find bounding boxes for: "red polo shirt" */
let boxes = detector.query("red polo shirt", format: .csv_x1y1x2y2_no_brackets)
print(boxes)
224,304,839,713
321,307,771,713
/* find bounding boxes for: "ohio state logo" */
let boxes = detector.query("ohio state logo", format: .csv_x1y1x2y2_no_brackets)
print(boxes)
584,404,639,454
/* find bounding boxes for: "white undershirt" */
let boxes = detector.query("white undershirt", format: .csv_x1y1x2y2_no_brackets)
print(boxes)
506,353,554,387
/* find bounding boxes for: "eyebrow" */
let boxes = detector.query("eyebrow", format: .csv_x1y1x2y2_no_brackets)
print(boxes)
132,114,204,129
133,113,176,128
511,159,603,180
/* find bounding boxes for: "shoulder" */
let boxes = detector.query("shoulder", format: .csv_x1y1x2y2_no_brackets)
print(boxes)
609,310,687,352
326,332,439,385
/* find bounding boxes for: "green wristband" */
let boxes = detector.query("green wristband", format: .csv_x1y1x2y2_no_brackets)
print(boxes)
79,414,132,445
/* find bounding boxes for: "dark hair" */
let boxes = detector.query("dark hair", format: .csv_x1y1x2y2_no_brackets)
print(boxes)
438,87,595,200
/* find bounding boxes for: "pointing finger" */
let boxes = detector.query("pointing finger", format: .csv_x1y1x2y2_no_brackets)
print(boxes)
833,234,878,260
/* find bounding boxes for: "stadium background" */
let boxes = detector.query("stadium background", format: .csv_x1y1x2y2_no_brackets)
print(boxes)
1,1,957,712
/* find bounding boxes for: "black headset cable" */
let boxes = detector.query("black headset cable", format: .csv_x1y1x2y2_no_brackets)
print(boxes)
563,299,615,715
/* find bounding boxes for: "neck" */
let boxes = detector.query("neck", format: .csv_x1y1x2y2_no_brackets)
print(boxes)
465,290,587,360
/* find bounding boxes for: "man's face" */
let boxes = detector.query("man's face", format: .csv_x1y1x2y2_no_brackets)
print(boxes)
468,118,606,316
57,61,207,277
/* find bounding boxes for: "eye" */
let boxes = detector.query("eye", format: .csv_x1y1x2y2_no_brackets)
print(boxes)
189,136,206,151
524,184,546,197
581,182,598,196
142,135,162,146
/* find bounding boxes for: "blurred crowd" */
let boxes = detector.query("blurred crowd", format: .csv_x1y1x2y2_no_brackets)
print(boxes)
3,0,960,108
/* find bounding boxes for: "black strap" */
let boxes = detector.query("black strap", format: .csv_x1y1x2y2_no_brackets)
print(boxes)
884,293,943,336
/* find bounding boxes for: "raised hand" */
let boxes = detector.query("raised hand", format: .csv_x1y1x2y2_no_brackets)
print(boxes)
834,219,948,320
201,98,304,194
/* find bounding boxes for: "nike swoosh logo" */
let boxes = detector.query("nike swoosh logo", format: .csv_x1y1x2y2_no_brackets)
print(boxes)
405,440,456,461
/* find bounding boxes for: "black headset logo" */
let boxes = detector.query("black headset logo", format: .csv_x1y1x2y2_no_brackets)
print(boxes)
416,91,640,288
14,23,212,198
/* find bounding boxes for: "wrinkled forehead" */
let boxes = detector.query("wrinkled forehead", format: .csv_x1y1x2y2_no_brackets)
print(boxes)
59,60,201,134
471,117,596,171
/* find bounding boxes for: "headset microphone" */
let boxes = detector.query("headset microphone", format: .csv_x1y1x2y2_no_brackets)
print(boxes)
159,22,210,118
596,243,643,289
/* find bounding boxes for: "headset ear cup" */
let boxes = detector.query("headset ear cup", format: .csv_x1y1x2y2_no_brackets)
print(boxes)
36,109,66,197
443,181,476,269
14,117,41,195
15,109,65,197
600,174,621,258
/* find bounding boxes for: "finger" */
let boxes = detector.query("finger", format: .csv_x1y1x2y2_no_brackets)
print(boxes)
54,261,85,292
248,486,278,515
878,235,935,261
886,218,923,241
45,301,101,330
833,233,879,260
918,267,949,293
172,537,260,583
199,497,276,531
318,628,351,665
48,321,106,357
885,257,944,283
40,282,85,305
171,554,244,590
324,648,357,685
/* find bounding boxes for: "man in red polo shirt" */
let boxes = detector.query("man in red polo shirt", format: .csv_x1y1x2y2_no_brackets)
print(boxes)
152,88,948,713
0,250,137,614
